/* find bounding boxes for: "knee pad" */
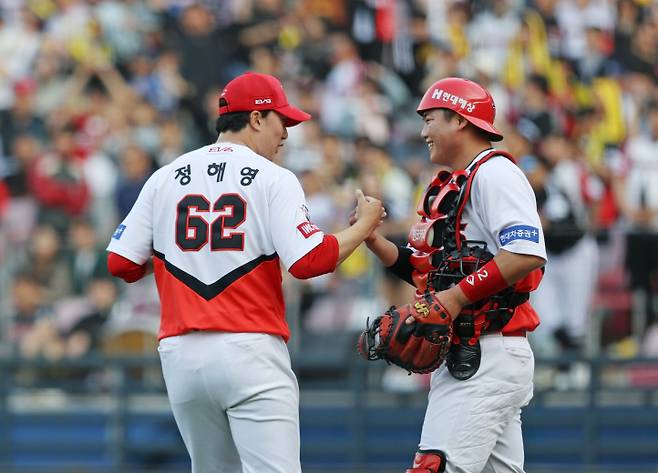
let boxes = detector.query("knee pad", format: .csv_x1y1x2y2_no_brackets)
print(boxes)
405,449,446,473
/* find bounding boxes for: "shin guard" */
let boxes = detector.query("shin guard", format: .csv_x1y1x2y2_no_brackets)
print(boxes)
405,449,446,473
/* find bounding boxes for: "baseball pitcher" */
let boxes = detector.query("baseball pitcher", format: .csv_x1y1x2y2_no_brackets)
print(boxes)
106,72,384,473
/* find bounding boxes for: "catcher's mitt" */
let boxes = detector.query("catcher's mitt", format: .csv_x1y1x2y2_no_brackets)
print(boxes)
357,292,453,374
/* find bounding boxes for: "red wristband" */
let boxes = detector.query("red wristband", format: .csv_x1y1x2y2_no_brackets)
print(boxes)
457,259,509,303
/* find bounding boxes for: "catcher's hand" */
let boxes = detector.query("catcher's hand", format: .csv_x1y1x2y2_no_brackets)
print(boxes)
357,298,452,374
408,290,454,339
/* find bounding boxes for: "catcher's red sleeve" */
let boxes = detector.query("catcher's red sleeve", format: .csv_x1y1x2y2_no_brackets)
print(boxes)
289,234,338,279
107,252,147,283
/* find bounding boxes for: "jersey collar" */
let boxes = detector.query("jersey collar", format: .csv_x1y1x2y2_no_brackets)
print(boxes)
465,147,495,172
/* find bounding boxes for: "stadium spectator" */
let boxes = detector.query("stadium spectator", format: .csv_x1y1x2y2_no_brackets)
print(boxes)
8,272,54,358
0,78,48,158
114,144,153,220
529,133,601,357
619,102,658,336
65,218,110,295
21,225,72,303
27,125,90,234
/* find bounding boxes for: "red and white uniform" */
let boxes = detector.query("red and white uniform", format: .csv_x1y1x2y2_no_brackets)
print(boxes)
107,142,334,473
420,149,546,473
107,143,327,341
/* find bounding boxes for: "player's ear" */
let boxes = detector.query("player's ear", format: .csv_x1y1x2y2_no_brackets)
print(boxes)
455,114,469,132
249,110,263,130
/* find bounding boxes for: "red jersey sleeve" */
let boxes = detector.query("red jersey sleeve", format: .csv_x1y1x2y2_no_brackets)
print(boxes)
289,234,339,279
107,252,148,283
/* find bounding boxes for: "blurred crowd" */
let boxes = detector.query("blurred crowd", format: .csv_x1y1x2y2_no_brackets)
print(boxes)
0,0,657,389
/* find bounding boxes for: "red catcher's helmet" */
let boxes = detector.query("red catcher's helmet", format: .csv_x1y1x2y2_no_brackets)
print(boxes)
417,77,503,142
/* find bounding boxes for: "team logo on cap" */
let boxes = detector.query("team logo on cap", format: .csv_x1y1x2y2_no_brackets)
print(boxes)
255,98,272,105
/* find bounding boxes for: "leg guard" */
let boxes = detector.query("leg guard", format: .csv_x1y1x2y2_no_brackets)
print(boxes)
405,449,446,473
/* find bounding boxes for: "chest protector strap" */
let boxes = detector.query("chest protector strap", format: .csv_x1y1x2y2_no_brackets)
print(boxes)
451,150,516,251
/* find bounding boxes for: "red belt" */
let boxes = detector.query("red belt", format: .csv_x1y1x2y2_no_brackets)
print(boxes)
501,329,527,337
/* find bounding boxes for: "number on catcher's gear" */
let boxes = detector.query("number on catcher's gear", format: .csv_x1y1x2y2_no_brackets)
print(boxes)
357,296,453,374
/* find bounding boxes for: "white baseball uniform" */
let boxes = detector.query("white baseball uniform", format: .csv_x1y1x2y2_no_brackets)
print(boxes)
107,142,326,473
419,149,547,473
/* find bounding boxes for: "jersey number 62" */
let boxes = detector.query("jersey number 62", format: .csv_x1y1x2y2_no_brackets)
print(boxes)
175,194,246,252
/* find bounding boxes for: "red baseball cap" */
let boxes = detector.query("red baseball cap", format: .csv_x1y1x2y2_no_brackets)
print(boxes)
218,72,311,127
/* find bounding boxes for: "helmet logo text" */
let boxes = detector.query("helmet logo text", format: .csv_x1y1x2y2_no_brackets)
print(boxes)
431,89,476,113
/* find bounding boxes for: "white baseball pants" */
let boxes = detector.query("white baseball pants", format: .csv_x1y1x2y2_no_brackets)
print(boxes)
419,333,534,473
158,332,301,473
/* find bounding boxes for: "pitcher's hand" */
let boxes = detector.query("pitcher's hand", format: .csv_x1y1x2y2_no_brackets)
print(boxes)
352,189,385,234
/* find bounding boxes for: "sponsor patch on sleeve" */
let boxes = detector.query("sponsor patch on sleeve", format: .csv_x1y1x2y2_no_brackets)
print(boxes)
499,225,539,246
297,222,320,239
112,224,127,240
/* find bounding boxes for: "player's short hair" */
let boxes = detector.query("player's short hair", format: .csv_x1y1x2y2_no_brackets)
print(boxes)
216,98,272,134
441,108,496,141
440,108,458,122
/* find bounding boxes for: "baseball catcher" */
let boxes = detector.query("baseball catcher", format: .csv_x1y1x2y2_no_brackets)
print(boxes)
354,76,547,473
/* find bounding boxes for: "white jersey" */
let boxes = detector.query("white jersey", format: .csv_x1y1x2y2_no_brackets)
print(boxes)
454,148,547,334
461,149,547,261
107,143,325,340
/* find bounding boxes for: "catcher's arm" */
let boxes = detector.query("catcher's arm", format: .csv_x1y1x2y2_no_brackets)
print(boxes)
335,189,385,264
347,207,416,285
345,212,416,285
346,208,399,266
406,289,455,334
409,249,546,325
383,245,415,286
370,239,415,286
362,229,398,265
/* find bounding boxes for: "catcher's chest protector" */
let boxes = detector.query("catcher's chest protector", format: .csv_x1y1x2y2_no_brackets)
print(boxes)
408,150,517,283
